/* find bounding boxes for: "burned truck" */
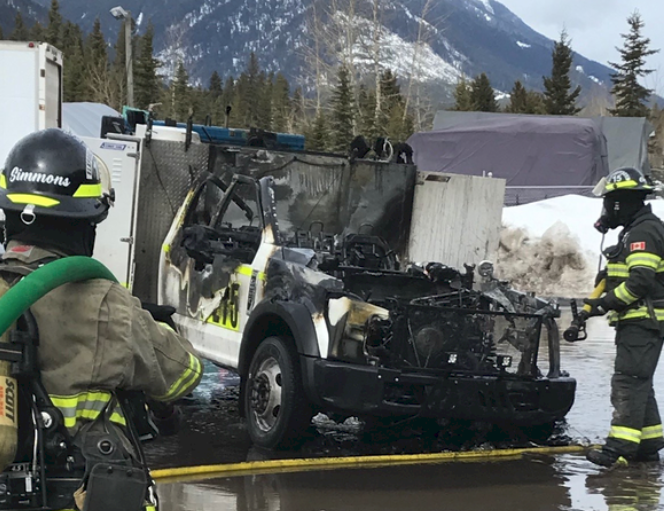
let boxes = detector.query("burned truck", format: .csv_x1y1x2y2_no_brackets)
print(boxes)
158,172,576,449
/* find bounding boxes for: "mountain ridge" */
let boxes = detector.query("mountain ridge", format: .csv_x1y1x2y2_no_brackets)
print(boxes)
2,0,615,103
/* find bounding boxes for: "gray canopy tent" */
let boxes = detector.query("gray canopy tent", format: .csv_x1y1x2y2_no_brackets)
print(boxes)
409,114,610,205
432,110,652,174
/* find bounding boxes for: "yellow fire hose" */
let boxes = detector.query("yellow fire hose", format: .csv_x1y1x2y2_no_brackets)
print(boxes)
583,279,606,313
151,444,593,483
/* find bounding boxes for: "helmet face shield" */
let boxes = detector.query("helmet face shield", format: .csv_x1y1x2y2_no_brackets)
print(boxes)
593,177,607,197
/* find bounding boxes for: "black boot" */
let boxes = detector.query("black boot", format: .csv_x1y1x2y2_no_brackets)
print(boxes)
630,451,660,463
586,447,628,468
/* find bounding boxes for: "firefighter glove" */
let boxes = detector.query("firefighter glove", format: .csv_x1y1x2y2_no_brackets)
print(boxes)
141,302,177,330
583,297,609,317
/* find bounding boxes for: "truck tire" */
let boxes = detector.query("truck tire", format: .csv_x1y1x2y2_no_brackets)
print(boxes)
244,336,313,449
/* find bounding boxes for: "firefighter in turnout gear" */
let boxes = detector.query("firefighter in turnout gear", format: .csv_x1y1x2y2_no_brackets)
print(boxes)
584,167,664,468
0,129,204,510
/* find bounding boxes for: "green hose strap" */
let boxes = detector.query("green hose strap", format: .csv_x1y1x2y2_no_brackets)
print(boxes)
0,256,118,336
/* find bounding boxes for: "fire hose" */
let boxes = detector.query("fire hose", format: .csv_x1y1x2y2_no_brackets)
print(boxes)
0,257,118,471
150,445,593,483
563,279,606,342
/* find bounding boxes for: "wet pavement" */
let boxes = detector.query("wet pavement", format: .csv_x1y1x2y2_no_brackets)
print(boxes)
146,311,664,510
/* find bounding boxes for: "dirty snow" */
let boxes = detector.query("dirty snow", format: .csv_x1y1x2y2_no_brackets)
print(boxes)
499,195,664,297
516,41,531,49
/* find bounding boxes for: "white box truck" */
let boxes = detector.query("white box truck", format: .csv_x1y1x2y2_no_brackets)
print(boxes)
0,41,63,165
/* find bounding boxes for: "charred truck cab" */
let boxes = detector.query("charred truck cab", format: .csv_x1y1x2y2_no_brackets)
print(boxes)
159,173,576,449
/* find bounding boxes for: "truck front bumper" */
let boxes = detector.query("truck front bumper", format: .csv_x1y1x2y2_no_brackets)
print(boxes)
306,357,576,426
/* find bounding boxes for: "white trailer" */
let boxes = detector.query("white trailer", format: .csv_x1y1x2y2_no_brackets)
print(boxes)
0,41,63,165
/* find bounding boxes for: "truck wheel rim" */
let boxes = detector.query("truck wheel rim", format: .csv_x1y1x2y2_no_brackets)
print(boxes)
250,356,282,432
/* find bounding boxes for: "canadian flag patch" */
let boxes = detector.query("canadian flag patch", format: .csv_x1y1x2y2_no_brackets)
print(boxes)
631,242,646,251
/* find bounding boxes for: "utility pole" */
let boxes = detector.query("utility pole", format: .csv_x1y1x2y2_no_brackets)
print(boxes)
110,6,134,107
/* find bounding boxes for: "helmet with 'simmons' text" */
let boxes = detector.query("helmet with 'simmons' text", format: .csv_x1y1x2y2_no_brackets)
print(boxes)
0,129,114,224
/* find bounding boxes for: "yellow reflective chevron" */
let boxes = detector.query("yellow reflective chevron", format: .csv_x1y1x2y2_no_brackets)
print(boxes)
609,306,664,324
614,282,638,305
609,425,642,444
6,193,60,207
607,263,630,278
50,390,126,429
606,179,639,192
73,183,103,198
642,424,664,440
154,352,202,401
626,252,661,270
0,174,6,189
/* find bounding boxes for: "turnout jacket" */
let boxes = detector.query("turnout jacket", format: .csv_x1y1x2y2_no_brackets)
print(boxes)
603,205,664,325
0,242,203,434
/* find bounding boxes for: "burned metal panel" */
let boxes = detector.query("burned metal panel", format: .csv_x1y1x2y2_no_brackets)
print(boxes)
133,139,209,302
342,161,417,263
208,147,417,260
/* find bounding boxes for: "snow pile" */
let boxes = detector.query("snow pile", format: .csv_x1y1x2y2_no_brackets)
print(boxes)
499,194,664,297
497,223,594,297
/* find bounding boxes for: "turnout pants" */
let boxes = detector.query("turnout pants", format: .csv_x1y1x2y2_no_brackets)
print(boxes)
605,322,664,457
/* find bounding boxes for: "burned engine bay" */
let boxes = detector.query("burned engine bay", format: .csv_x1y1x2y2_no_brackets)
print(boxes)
277,229,562,380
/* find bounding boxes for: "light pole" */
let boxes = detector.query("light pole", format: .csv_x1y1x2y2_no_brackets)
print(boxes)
110,6,134,107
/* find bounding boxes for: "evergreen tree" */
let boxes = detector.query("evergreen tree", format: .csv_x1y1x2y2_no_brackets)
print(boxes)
231,72,249,128
29,22,45,41
209,71,222,98
272,72,291,133
506,80,529,113
46,0,62,47
306,111,329,152
61,22,86,101
330,65,354,152
256,71,273,130
172,61,190,121
221,76,235,126
526,91,546,114
543,31,581,115
10,12,29,40
470,73,498,112
609,12,660,117
134,23,161,110
84,18,110,103
357,84,376,137
245,52,261,126
453,78,473,111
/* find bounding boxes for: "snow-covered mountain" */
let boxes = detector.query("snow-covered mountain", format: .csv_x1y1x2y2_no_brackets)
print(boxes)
3,0,613,98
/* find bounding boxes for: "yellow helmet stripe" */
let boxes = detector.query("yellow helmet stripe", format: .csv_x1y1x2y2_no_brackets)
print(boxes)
6,194,60,207
605,179,653,192
0,174,6,189
73,183,102,198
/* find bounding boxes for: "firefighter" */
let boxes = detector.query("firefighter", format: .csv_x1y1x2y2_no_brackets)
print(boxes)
0,128,203,509
584,167,664,467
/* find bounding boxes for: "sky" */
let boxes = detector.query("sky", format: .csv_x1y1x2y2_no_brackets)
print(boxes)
497,0,664,94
